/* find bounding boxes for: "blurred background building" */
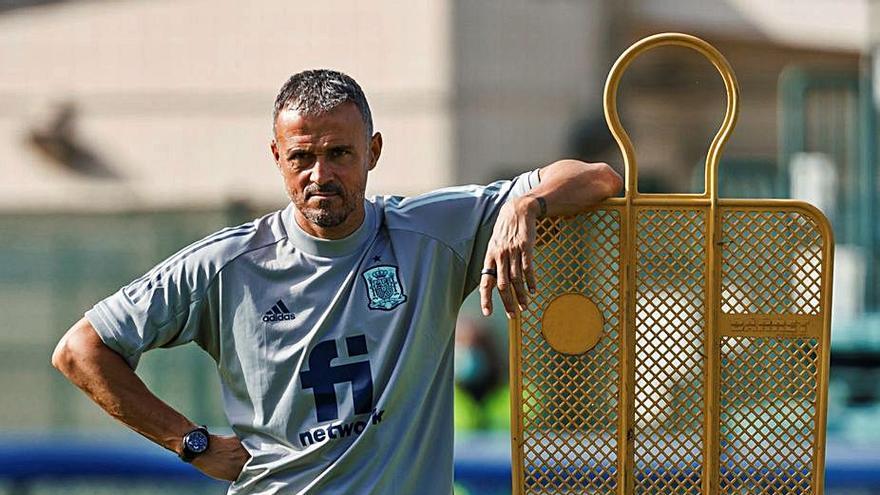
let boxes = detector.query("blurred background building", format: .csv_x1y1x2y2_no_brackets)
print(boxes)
1,0,878,493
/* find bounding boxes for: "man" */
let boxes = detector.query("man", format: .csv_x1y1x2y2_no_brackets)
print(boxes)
51,70,621,494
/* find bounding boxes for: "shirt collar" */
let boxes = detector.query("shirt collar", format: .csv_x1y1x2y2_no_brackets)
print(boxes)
281,201,376,257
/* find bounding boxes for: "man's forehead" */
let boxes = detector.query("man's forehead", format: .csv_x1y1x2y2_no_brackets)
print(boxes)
275,103,364,139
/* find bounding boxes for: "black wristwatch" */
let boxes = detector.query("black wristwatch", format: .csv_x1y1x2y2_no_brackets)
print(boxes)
179,425,210,463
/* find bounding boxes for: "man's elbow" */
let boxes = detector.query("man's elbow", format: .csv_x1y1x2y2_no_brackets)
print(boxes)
52,331,77,376
51,318,99,376
589,162,623,200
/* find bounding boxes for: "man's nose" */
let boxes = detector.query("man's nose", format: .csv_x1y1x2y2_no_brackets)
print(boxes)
310,157,333,184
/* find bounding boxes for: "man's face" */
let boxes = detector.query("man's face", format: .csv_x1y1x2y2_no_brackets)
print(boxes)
271,102,382,239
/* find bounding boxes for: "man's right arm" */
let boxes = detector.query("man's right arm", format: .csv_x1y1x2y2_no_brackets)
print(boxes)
51,317,249,481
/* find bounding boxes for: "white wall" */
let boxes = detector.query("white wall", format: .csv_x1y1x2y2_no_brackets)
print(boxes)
0,0,454,210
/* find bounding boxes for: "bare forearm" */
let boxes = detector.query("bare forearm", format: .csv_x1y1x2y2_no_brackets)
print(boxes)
525,159,622,217
51,318,195,454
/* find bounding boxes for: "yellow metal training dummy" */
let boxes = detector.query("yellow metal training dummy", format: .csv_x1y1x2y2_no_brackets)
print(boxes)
508,32,834,495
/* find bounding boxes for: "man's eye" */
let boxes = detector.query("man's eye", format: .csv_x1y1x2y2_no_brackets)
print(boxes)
289,152,310,162
330,148,350,158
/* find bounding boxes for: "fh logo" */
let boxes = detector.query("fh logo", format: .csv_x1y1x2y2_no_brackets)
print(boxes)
300,335,374,422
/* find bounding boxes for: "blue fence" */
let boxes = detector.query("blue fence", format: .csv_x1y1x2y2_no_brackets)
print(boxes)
1,433,878,494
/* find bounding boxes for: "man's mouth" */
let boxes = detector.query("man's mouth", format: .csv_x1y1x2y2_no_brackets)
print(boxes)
306,185,342,199
309,192,339,199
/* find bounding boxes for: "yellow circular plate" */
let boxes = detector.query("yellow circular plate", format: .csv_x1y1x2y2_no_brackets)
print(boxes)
541,293,604,355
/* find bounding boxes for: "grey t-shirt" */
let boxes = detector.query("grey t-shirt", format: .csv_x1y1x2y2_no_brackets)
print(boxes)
86,170,540,494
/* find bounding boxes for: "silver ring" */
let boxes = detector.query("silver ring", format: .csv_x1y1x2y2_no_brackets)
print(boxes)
480,268,497,277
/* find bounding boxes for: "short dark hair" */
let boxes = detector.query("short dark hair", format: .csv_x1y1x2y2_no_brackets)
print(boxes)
273,69,373,138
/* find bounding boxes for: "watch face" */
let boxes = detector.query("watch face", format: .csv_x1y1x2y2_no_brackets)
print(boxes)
185,430,209,454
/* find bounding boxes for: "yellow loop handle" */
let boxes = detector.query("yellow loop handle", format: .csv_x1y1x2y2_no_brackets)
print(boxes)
603,33,740,202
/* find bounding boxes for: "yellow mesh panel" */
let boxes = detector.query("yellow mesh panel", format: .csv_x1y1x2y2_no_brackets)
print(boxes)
719,337,819,494
520,210,622,493
634,208,706,493
720,210,824,315
718,208,825,494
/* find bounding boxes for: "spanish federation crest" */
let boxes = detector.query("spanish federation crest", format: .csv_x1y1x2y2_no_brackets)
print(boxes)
363,265,407,311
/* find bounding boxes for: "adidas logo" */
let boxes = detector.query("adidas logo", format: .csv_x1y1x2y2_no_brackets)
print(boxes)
262,300,295,322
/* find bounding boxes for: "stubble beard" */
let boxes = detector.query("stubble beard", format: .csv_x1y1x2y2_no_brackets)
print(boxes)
295,188,362,229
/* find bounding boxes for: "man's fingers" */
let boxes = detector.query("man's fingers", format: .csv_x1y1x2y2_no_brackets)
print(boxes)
479,272,494,316
509,249,528,309
479,259,497,316
495,254,516,316
523,250,537,294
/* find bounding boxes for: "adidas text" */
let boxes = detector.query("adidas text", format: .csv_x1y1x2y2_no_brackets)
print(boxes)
262,313,295,322
299,409,386,447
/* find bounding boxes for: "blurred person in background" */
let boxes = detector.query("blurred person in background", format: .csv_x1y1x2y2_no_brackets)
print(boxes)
453,316,507,431
51,69,621,494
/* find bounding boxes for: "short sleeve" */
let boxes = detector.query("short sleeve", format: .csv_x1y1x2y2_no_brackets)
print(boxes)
457,169,541,293
85,252,215,370
384,169,540,297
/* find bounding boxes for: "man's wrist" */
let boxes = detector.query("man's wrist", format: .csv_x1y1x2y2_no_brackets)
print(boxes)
523,195,547,219
535,196,547,219
166,421,201,456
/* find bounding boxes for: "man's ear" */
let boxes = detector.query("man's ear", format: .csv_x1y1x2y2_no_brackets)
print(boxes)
270,139,281,166
368,132,383,171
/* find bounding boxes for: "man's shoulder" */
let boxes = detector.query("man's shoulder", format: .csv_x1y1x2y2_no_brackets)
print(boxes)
380,184,498,213
374,170,538,221
373,183,502,225
365,183,507,254
150,209,287,277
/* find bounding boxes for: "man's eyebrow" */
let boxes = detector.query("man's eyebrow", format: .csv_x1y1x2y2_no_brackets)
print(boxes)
286,145,312,154
287,143,352,154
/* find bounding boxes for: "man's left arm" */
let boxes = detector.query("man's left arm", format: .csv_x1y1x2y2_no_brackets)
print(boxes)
479,159,622,317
